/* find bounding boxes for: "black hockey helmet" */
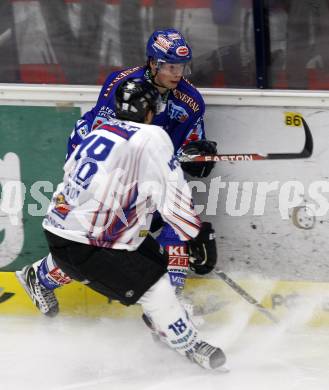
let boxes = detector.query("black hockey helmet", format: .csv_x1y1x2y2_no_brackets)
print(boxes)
115,78,160,123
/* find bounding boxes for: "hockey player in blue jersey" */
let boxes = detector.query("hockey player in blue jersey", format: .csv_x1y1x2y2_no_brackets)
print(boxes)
16,29,218,317
68,28,217,177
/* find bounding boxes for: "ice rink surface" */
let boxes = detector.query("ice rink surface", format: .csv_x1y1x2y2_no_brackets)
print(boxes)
1,308,328,390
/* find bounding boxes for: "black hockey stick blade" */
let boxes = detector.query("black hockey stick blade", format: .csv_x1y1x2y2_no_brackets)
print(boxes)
266,117,313,160
179,117,313,162
214,269,279,324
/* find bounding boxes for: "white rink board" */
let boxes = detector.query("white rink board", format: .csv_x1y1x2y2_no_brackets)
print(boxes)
201,105,329,282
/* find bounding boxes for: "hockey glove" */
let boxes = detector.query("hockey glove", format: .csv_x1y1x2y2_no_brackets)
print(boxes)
187,222,217,275
180,140,217,178
149,212,164,233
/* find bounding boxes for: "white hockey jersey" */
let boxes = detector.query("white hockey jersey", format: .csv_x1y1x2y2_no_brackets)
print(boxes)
43,118,201,250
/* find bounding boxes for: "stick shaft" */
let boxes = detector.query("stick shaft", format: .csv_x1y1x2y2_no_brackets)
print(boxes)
214,270,279,324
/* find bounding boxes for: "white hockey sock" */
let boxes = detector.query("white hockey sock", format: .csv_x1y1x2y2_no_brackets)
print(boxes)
138,274,198,354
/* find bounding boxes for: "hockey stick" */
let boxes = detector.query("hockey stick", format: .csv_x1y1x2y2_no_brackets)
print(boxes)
214,269,279,324
179,118,313,162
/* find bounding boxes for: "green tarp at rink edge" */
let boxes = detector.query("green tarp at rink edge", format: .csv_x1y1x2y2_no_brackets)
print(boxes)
0,106,81,271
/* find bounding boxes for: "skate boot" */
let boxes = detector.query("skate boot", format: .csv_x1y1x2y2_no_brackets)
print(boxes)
16,264,59,317
186,340,226,370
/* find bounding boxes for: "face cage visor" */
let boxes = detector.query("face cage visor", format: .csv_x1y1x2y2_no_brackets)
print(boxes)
155,59,192,77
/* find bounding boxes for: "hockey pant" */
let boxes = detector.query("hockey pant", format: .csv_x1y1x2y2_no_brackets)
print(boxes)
36,226,189,292
42,230,168,305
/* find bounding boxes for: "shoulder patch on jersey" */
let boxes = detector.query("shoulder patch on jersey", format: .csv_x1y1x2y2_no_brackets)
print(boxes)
103,66,143,98
77,125,89,138
182,76,196,88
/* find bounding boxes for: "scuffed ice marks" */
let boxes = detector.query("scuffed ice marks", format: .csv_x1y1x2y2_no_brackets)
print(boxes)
0,312,328,390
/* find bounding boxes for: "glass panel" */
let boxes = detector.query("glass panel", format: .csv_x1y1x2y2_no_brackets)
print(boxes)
269,0,329,89
190,0,256,88
0,0,257,88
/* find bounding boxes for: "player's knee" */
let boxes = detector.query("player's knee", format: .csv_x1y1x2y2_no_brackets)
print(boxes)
144,274,175,310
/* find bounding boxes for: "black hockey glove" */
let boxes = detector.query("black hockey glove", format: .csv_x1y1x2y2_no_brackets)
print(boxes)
180,140,217,178
187,222,217,275
149,212,164,233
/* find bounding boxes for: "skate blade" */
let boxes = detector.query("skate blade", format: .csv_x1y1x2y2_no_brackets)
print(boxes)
15,270,35,303
15,270,27,291
217,364,230,373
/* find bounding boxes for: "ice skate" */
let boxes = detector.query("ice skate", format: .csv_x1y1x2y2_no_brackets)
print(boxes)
186,340,226,370
16,264,59,317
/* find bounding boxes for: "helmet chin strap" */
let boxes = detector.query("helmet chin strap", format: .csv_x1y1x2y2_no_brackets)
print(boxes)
151,70,169,91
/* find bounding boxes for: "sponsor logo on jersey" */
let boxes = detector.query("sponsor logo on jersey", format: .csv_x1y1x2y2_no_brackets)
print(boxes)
98,106,115,118
176,46,189,56
154,35,172,53
172,89,200,113
52,193,71,220
49,267,72,285
168,255,189,267
167,244,189,275
168,100,189,122
95,107,116,130
168,271,187,287
167,244,189,257
44,214,65,229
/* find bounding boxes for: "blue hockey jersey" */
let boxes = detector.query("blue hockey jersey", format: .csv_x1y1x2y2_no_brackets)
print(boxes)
67,66,206,159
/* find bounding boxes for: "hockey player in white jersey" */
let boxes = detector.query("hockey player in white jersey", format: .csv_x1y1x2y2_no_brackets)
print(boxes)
16,78,226,370
15,28,217,319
